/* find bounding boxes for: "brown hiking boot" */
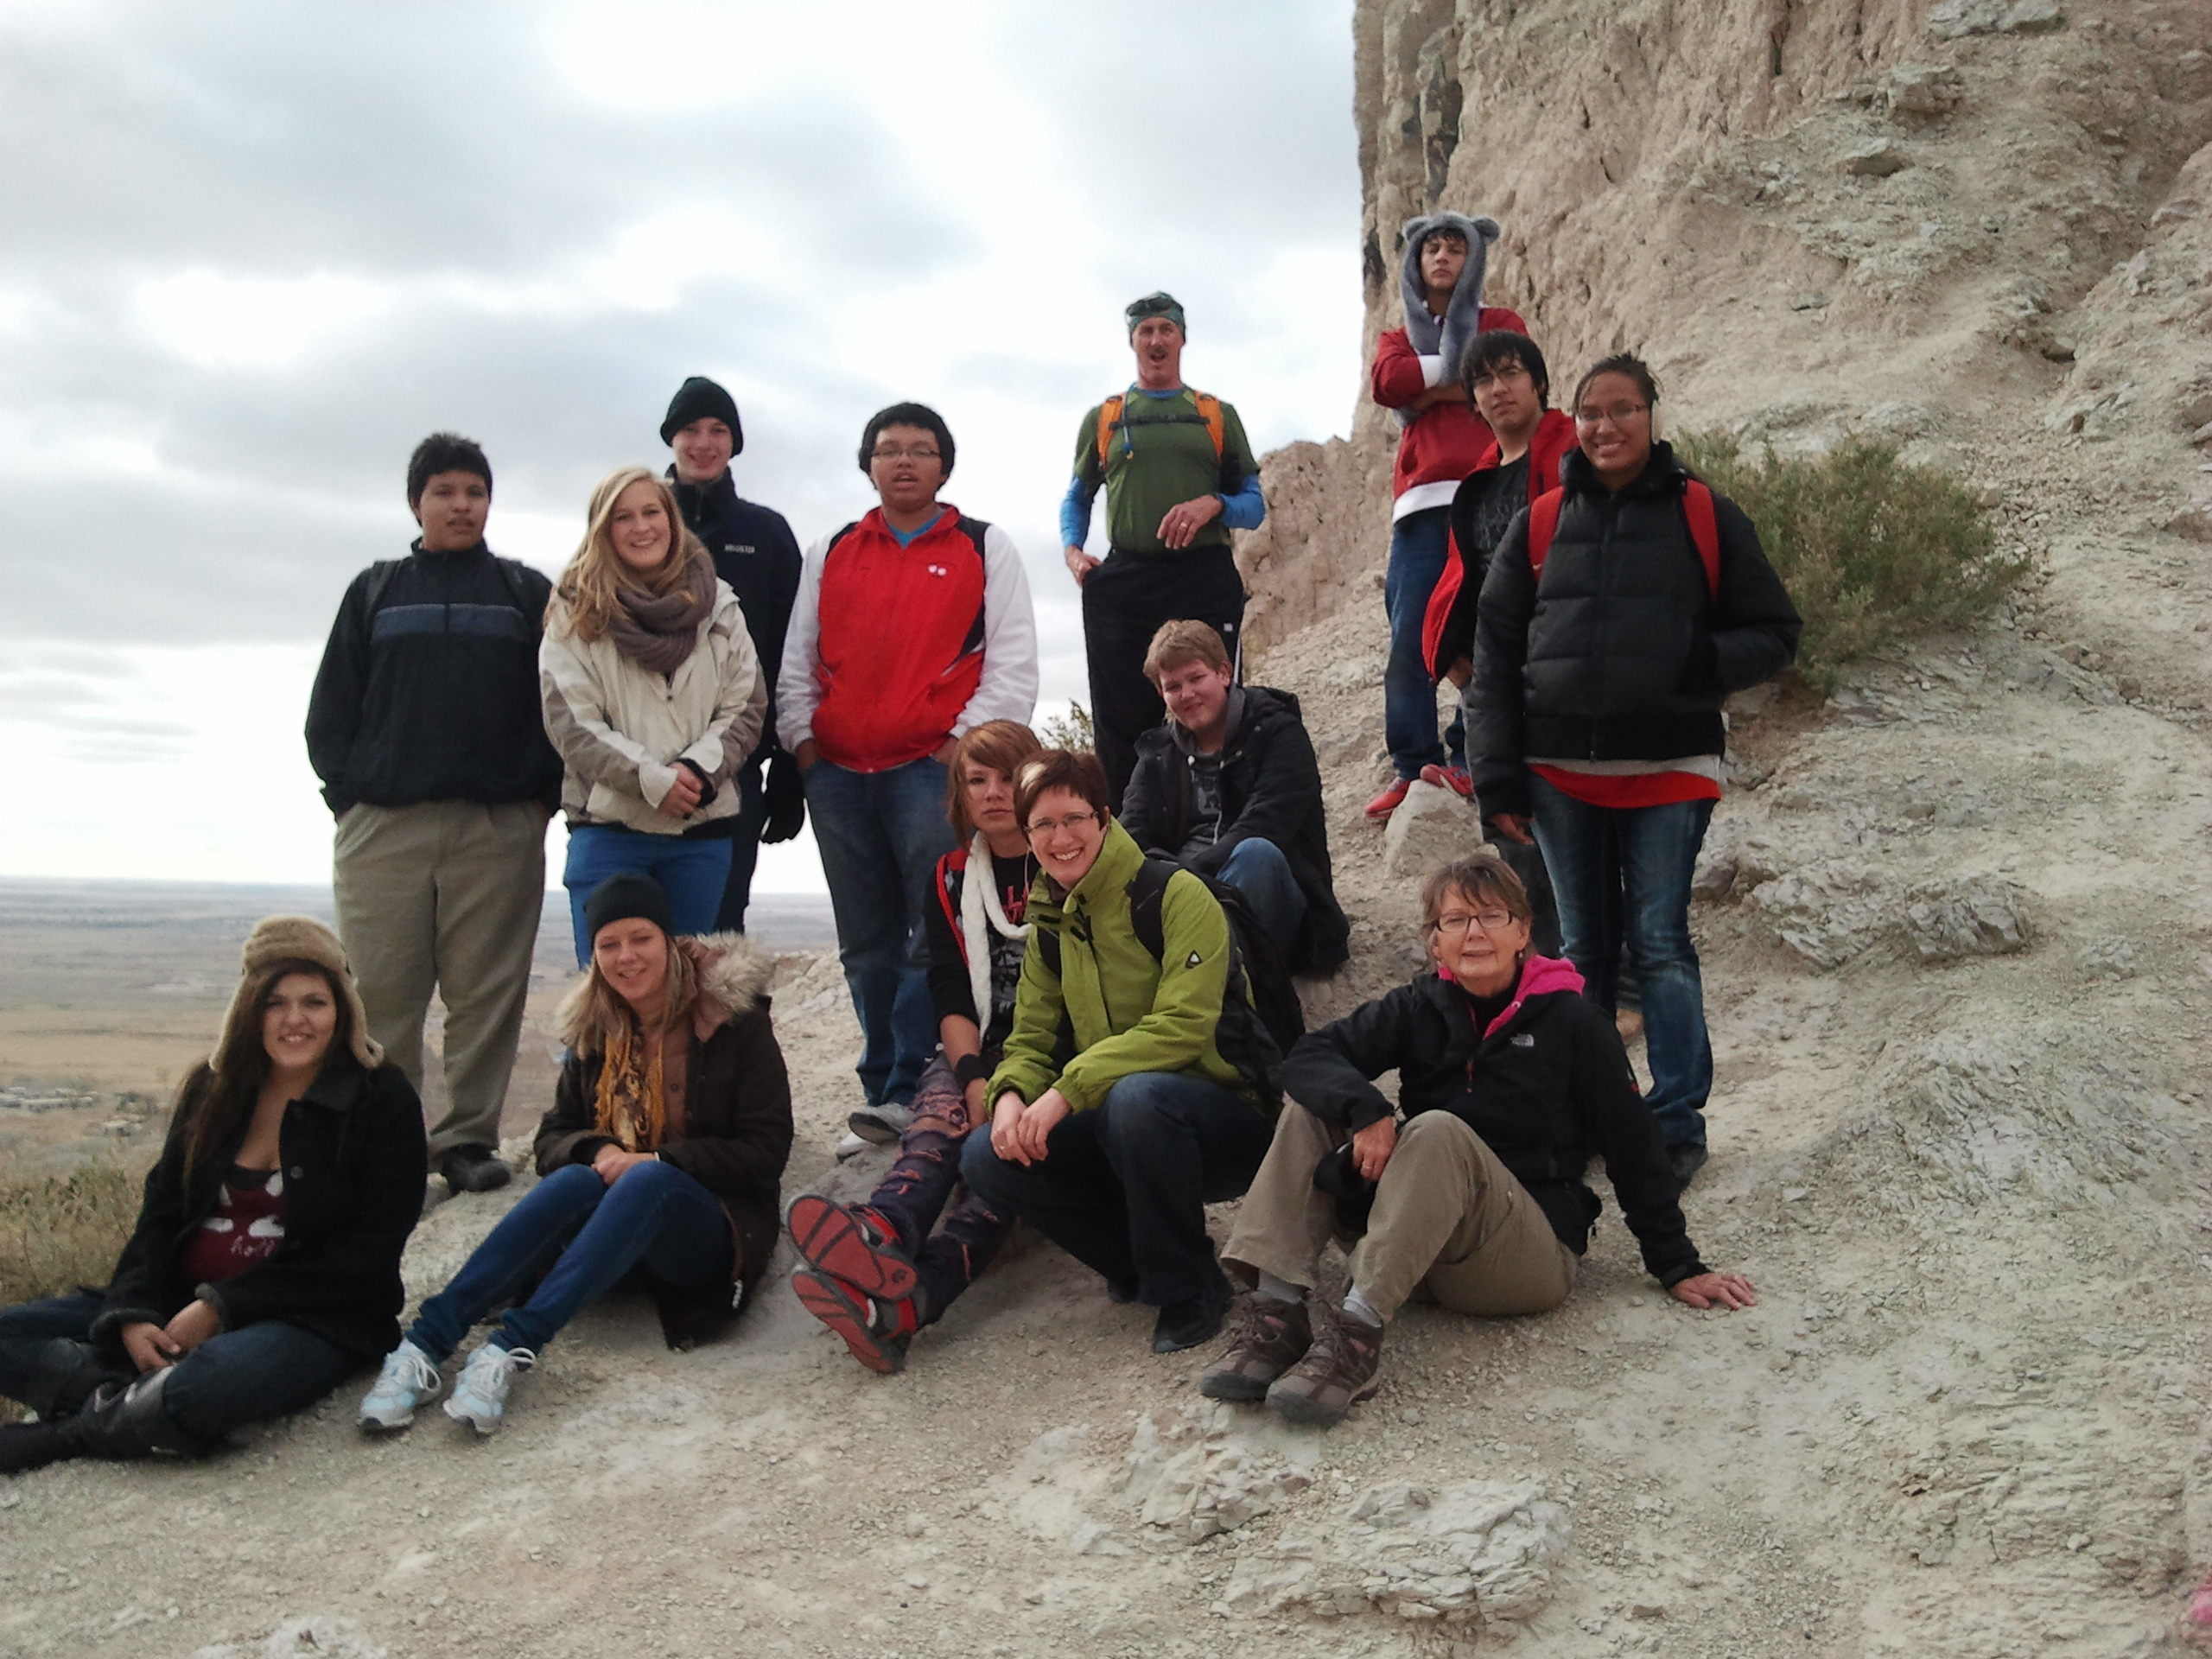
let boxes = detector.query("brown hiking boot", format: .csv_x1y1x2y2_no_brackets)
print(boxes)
1200,1294,1313,1402
1265,1302,1382,1427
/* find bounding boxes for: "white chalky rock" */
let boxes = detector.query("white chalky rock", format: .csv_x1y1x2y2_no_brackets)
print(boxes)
1381,780,1483,878
1220,1478,1569,1630
1122,1402,1319,1543
1751,861,2032,967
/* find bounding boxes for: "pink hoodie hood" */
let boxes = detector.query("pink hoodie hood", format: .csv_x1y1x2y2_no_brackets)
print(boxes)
1439,952,1586,1039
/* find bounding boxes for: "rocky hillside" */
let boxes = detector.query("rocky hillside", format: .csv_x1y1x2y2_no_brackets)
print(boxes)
1237,0,2211,651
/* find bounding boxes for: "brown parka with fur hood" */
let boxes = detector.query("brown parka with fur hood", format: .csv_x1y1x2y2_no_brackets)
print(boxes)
534,932,792,1349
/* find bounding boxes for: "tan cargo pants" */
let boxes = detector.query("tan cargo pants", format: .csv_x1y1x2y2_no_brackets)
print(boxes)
333,800,547,1156
1224,1100,1576,1321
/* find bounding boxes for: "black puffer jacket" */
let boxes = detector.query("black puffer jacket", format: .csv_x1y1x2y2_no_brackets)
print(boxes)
92,1058,429,1361
671,470,804,767
1283,961,1706,1286
1118,686,1350,974
1465,442,1801,820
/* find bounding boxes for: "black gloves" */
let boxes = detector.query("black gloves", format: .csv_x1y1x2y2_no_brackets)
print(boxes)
762,751,806,843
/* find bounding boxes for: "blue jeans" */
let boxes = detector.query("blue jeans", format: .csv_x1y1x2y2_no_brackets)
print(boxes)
1383,506,1464,779
715,764,770,933
1217,837,1306,956
408,1160,734,1357
0,1290,357,1442
563,824,733,965
961,1071,1275,1307
802,756,957,1106
1529,775,1715,1149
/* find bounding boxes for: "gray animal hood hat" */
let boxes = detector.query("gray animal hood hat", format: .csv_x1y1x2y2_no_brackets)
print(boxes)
210,915,381,1073
1396,212,1502,425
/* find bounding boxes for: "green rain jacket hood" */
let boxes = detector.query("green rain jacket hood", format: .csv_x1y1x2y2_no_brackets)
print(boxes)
988,818,1267,1116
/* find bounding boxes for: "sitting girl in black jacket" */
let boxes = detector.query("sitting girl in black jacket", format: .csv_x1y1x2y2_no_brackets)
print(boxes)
0,917,429,1474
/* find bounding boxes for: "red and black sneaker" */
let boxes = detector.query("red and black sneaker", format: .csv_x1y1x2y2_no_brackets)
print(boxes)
785,1194,918,1301
1419,763,1475,800
792,1268,922,1375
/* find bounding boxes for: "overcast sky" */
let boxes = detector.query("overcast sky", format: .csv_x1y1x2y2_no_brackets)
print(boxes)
0,0,1361,893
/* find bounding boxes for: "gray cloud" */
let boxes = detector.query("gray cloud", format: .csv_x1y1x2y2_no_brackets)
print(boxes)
0,1,1357,672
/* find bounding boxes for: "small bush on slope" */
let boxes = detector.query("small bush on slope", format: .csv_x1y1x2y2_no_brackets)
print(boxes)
1674,434,2026,692
0,1160,139,1309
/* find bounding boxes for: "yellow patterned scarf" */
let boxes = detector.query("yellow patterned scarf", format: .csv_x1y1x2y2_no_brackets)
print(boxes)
592,1015,667,1153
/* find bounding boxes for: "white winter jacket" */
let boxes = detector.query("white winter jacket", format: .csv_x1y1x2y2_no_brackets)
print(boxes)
539,582,766,836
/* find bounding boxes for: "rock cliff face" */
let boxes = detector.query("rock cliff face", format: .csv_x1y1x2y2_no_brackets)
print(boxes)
1238,0,2211,648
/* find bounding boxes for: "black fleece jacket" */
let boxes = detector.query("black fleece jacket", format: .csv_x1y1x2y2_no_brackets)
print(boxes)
306,540,563,817
534,1002,793,1346
1465,442,1801,820
671,470,804,766
1282,971,1707,1286
93,1058,429,1361
1118,685,1351,974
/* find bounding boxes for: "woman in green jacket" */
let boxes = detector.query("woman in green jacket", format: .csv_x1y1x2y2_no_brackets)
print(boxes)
960,749,1277,1354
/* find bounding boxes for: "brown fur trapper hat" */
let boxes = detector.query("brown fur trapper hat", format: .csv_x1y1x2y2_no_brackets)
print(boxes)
210,915,382,1072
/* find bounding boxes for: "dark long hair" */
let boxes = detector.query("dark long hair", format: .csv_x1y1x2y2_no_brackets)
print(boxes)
180,958,353,1184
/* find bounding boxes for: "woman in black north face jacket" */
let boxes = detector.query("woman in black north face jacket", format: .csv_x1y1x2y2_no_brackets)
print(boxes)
1465,353,1800,1189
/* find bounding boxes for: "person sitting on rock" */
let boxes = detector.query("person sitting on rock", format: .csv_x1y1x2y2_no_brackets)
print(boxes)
785,720,1041,1373
1204,852,1755,1427
960,748,1281,1354
0,918,427,1475
1465,353,1802,1187
357,874,792,1436
1117,620,1349,974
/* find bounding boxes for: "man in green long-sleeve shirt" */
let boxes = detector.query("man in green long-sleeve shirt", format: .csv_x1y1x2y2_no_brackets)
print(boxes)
960,750,1278,1356
1060,292,1265,806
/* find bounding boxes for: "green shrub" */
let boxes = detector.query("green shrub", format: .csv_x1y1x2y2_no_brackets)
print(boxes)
1673,433,2025,691
0,1160,141,1310
1037,699,1096,753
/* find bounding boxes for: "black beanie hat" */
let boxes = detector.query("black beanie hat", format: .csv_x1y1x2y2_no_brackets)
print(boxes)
583,873,674,945
660,376,744,453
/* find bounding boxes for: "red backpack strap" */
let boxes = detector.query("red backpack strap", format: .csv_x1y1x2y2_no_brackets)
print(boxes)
1421,533,1463,678
933,847,969,959
1682,481,1720,598
1525,491,1565,582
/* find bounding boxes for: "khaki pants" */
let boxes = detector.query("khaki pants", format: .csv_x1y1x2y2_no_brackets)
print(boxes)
1224,1100,1576,1321
333,800,547,1156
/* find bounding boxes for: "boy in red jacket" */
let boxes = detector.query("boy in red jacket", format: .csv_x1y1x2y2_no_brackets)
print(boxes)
1366,213,1525,820
777,404,1039,1139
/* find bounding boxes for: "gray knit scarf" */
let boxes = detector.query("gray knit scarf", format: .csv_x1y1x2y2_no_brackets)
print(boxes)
606,556,715,675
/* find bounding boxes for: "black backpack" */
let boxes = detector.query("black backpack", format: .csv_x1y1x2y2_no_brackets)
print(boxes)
1034,856,1304,1107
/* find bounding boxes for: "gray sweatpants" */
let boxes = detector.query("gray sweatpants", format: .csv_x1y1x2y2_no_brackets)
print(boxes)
333,800,547,1156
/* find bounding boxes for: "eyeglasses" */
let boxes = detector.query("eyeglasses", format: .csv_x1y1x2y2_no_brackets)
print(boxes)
1573,403,1649,427
1471,364,1532,387
869,446,940,463
1431,909,1516,937
1026,810,1098,838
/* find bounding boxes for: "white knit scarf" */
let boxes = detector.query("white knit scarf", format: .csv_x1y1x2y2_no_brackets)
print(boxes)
960,832,1030,1027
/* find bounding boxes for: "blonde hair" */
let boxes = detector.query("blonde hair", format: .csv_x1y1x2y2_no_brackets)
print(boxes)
1142,619,1230,683
556,927,698,1060
548,466,714,644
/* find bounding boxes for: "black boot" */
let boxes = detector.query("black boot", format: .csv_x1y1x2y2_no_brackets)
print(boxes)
6,1367,213,1473
22,1338,126,1421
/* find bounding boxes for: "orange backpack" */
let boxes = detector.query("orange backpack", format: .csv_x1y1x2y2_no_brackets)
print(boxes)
1095,390,1224,470
1526,480,1720,596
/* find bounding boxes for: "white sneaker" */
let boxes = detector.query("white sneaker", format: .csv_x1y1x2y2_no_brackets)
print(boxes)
847,1103,914,1145
834,1130,871,1162
358,1339,442,1433
442,1343,535,1435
